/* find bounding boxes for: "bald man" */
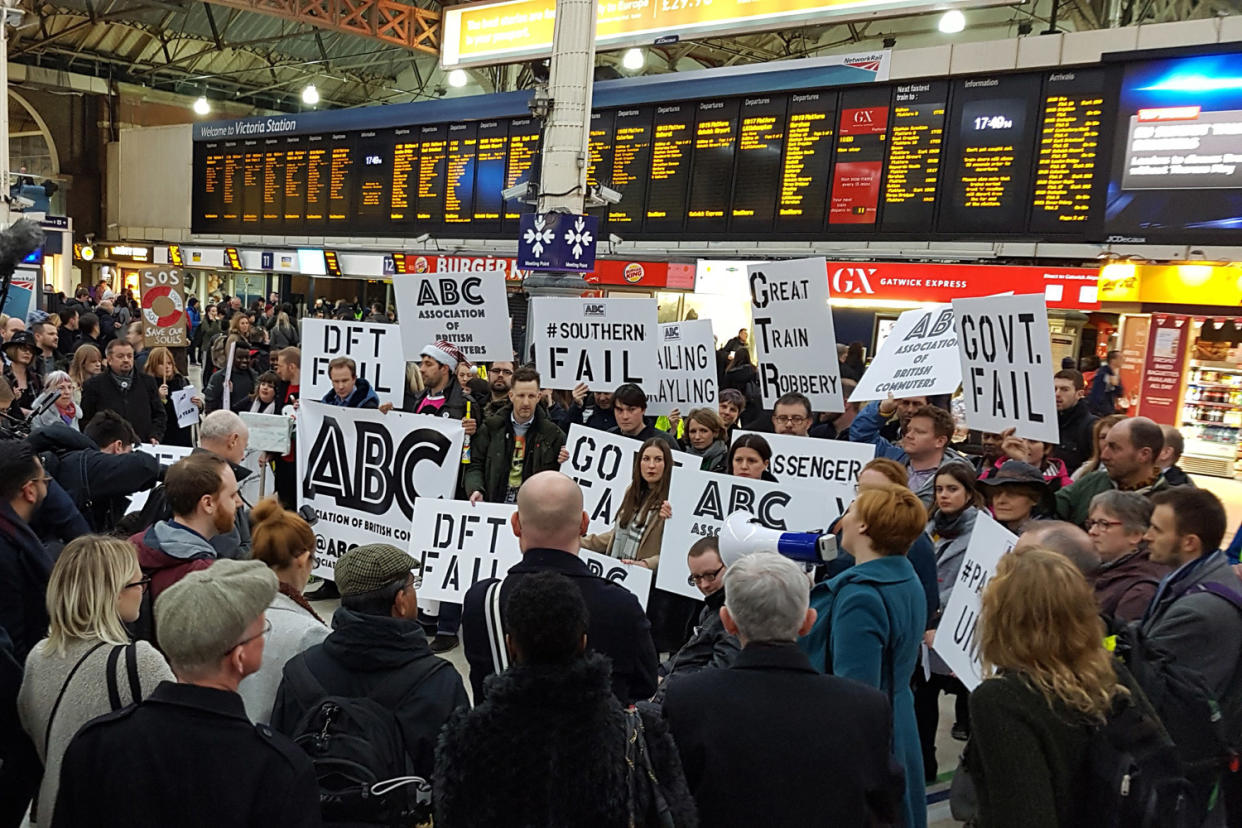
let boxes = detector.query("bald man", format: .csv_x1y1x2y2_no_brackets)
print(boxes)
1016,520,1100,579
460,471,658,703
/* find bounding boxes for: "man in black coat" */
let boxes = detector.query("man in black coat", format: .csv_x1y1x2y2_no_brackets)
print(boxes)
79,339,165,444
53,560,320,828
662,552,903,827
1054,369,1097,473
0,441,54,665
461,471,658,704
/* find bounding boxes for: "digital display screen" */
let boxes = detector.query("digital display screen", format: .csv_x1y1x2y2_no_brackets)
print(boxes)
303,135,331,229
260,138,285,228
830,86,890,226
685,99,740,235
240,140,263,227
937,74,1042,234
607,107,653,229
585,110,615,229
777,91,836,233
390,127,419,224
645,103,695,233
1105,49,1242,242
730,94,787,234
444,121,478,226
355,130,392,232
504,117,541,225
473,119,508,229
1030,69,1107,234
881,81,947,233
326,133,355,230
282,135,307,230
416,124,448,226
220,142,243,226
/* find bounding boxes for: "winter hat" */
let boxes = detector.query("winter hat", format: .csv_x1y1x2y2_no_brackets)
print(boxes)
420,340,468,371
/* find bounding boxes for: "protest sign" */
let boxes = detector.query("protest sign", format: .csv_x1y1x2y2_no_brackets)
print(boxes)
302,319,406,408
531,297,658,391
732,430,872,488
298,402,465,579
747,258,843,412
932,512,1016,690
852,304,962,401
952,293,1058,443
646,320,718,417
140,268,188,347
240,411,292,454
560,424,698,535
393,271,513,362
412,499,654,608
656,466,843,600
171,386,199,428
126,444,194,515
412,499,522,603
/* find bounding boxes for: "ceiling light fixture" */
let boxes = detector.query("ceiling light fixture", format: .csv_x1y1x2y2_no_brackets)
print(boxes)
622,48,644,71
939,9,966,33
193,96,210,116
302,84,320,105
447,68,469,88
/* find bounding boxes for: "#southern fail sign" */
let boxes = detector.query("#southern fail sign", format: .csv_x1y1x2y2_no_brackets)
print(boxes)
531,297,657,392
747,258,844,412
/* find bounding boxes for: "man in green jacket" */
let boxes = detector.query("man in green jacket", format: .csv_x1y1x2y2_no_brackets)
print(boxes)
465,366,566,504
1055,416,1169,527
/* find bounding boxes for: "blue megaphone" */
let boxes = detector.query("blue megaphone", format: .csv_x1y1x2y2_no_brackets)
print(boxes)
717,511,839,567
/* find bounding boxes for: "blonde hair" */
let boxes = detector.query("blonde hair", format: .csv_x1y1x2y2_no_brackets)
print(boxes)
979,546,1123,720
45,535,137,655
70,344,102,387
142,346,176,379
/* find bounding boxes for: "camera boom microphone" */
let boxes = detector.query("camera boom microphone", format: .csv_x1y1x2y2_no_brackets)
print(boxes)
0,219,44,278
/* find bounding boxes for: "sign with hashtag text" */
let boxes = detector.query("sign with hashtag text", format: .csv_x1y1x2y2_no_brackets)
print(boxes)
518,212,598,273
531,297,658,391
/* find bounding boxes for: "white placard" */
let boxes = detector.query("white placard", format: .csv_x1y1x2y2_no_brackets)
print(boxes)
126,444,195,515
531,297,658,391
172,386,200,428
932,512,1016,690
301,319,406,408
392,270,513,362
732,430,873,487
747,258,844,412
411,498,654,609
412,499,522,603
298,402,465,579
239,412,292,454
952,294,1059,443
852,304,962,401
646,320,719,417
655,465,845,599
560,424,698,535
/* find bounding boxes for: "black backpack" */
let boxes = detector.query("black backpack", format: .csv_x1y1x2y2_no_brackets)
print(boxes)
1076,681,1197,828
284,656,443,827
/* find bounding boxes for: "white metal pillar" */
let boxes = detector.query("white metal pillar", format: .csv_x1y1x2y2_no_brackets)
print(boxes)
0,1,13,228
536,0,597,215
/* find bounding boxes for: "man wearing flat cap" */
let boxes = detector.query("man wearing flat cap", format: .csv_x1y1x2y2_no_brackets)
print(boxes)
52,559,321,827
272,544,468,797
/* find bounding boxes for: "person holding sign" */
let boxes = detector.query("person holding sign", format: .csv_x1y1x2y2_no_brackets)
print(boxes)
464,367,566,505
801,483,929,828
680,408,728,473
581,438,673,570
143,347,199,448
965,546,1140,828
727,433,776,482
319,356,379,409
850,396,968,507
383,340,472,423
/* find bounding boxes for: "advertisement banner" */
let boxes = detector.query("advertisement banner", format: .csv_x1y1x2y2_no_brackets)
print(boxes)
560,424,698,535
647,320,719,417
952,293,1059,443
656,466,842,600
298,403,465,579
852,304,962,401
411,498,653,608
932,513,1016,690
392,270,514,362
531,297,658,392
825,261,1099,310
301,319,407,408
1118,314,1151,417
748,257,844,412
140,268,188,347
1137,314,1190,426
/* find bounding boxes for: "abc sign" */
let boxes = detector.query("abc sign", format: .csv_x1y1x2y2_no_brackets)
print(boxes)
831,267,877,295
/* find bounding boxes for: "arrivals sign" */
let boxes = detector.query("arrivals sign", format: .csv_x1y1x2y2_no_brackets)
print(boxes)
531,297,657,392
411,498,653,608
297,403,465,579
392,270,513,362
952,293,1059,443
646,320,718,417
852,304,962,400
748,257,844,412
302,319,406,408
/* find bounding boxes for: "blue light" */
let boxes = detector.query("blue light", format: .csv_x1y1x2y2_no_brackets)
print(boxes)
1140,73,1242,93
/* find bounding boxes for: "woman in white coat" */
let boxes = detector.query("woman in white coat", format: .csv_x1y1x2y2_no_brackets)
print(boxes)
237,497,329,724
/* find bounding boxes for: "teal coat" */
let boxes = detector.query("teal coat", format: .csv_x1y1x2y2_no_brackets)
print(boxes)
801,555,927,828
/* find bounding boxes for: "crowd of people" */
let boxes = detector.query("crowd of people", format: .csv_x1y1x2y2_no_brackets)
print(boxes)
0,287,1237,828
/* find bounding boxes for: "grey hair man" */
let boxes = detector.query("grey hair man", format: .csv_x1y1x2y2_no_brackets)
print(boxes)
194,409,252,560
1157,425,1194,487
662,552,902,826
52,559,321,826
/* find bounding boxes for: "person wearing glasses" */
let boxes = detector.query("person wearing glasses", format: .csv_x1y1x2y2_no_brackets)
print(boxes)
649,535,740,706
237,498,328,725
770,392,813,437
1087,490,1169,622
52,559,322,827
17,536,173,827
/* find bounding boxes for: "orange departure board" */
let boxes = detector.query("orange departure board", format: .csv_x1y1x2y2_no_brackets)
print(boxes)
1030,69,1105,233
880,80,946,233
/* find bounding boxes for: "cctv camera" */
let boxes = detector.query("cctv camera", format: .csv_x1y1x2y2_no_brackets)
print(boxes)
10,195,33,210
502,181,536,203
587,184,622,207
411,233,430,244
